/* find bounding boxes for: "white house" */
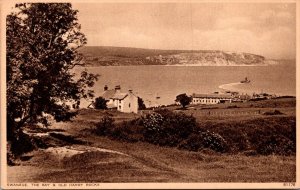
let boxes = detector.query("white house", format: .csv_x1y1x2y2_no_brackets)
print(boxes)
192,93,232,105
101,85,138,113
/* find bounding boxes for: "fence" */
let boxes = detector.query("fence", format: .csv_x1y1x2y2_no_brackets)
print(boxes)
195,110,262,116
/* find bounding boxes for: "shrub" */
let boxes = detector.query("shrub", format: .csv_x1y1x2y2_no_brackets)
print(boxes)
94,115,115,135
94,97,108,109
201,131,229,152
10,131,36,156
92,109,295,155
178,133,204,151
138,97,146,110
204,124,251,153
142,109,197,146
200,116,296,155
110,120,144,142
178,131,229,153
142,112,164,145
256,134,295,155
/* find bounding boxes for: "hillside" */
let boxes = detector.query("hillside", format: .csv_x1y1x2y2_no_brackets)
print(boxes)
7,98,296,183
78,46,277,66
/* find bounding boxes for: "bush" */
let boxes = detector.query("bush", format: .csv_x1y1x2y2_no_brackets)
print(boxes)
142,109,197,146
94,115,115,135
92,109,295,155
256,134,295,155
91,109,230,153
94,97,108,109
138,97,146,110
203,124,250,153
141,109,228,152
178,131,229,153
200,116,296,155
111,121,144,142
10,131,36,156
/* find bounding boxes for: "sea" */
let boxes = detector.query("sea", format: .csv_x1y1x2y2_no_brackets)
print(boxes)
74,60,296,108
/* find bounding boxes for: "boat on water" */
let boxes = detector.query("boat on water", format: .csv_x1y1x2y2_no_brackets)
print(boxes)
240,77,251,83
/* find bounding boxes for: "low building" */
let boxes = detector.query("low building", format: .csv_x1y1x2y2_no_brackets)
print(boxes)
102,85,138,113
192,93,232,105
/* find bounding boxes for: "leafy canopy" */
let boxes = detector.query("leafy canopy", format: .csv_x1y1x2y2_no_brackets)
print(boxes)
94,97,108,110
138,97,146,110
7,3,98,140
175,93,192,108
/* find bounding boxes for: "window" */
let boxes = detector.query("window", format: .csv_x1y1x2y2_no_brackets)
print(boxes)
129,103,131,108
119,100,121,103
119,105,121,109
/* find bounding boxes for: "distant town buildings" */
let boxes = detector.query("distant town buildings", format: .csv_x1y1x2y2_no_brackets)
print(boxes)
190,91,277,105
102,85,138,113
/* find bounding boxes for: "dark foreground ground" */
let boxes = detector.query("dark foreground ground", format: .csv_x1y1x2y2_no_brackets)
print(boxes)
7,98,296,182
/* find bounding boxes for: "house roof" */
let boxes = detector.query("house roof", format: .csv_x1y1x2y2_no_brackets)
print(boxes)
192,93,232,99
111,93,128,100
102,87,137,101
102,89,116,100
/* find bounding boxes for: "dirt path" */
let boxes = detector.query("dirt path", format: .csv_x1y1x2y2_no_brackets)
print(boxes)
8,143,185,182
8,121,187,183
7,110,296,183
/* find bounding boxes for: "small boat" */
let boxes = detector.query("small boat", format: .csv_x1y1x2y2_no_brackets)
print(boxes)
155,92,160,99
240,77,250,83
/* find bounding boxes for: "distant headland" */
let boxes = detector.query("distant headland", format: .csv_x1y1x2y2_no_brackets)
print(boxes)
79,46,280,66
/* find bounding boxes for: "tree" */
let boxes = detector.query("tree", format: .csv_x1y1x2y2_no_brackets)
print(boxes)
94,97,108,109
175,93,191,108
6,3,98,154
138,97,146,110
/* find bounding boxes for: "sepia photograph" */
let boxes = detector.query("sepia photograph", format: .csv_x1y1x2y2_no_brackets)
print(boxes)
1,0,299,189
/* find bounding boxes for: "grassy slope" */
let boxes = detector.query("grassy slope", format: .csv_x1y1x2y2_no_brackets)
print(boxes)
78,46,269,66
7,98,296,183
78,46,212,58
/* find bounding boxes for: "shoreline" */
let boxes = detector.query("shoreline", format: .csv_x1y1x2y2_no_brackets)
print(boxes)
218,82,295,97
218,82,244,93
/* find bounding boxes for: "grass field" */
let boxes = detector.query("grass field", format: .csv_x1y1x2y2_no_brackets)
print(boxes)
7,98,296,183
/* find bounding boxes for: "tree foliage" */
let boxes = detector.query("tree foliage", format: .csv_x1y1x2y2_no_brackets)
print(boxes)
138,97,146,110
94,97,108,109
175,93,191,108
6,3,98,143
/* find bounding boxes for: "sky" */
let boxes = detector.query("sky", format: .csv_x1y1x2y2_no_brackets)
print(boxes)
72,3,294,59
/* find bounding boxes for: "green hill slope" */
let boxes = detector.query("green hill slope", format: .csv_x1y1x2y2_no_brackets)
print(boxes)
78,46,275,66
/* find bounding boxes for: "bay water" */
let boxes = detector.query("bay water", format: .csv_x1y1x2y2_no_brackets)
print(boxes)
74,61,296,107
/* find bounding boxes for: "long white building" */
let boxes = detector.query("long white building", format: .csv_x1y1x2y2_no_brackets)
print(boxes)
192,93,232,105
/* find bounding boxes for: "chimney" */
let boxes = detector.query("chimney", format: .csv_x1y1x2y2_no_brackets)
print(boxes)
104,85,108,91
115,85,121,93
